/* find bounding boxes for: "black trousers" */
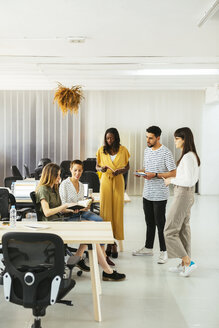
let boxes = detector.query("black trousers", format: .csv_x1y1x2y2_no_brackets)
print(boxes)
143,197,167,251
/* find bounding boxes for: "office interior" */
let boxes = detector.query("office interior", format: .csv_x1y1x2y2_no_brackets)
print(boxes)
0,1,219,327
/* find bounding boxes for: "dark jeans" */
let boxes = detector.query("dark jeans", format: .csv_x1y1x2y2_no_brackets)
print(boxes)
143,197,167,251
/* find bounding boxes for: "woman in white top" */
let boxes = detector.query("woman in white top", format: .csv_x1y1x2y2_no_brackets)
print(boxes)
163,127,200,277
59,160,103,222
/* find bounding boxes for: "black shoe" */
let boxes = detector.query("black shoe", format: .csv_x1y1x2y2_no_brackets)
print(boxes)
106,256,115,266
102,270,126,281
76,259,90,272
106,244,112,257
111,242,118,258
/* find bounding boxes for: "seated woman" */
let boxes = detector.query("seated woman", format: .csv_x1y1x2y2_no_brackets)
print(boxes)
59,159,115,266
36,162,126,281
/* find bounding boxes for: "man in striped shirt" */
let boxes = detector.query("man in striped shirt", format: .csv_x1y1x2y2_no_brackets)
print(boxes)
133,126,176,264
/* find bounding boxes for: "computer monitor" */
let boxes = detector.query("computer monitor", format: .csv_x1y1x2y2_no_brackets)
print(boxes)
13,180,39,199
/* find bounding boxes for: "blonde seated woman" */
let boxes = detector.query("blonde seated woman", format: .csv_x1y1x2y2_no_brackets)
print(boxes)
36,163,126,281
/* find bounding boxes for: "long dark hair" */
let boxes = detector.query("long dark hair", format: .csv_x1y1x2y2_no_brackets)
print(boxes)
174,127,200,166
103,128,120,154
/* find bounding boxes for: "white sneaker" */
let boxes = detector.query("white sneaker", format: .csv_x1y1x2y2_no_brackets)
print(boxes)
157,251,168,264
132,247,153,256
169,263,184,273
179,261,197,277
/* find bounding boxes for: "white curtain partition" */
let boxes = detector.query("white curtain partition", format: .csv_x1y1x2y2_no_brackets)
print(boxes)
0,90,204,195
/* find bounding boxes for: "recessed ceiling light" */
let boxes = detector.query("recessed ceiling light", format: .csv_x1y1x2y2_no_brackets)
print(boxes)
67,36,86,43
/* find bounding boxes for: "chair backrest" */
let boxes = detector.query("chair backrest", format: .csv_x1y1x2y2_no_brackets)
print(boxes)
60,160,71,180
79,171,100,192
11,166,23,180
4,176,19,189
30,191,43,221
0,188,10,218
24,164,30,178
2,232,65,310
34,158,52,180
83,159,97,172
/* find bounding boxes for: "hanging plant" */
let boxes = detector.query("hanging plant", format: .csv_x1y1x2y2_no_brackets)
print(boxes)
54,83,84,114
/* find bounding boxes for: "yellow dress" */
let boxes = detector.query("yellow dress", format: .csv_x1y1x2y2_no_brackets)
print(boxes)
96,145,130,240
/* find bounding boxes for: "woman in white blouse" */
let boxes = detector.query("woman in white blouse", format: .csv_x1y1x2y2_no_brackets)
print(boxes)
59,159,117,267
59,160,103,222
163,127,200,277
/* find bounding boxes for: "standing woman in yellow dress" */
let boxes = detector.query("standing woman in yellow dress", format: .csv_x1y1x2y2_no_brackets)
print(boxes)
96,128,130,258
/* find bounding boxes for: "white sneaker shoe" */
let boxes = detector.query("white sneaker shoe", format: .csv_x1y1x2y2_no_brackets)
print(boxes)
179,261,197,277
157,251,168,264
132,247,153,256
169,263,184,273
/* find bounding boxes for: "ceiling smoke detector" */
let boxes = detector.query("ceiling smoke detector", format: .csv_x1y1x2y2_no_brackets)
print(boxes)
67,36,86,43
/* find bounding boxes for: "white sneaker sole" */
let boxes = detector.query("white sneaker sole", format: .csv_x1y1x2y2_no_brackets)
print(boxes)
180,264,198,277
157,259,167,264
132,252,153,256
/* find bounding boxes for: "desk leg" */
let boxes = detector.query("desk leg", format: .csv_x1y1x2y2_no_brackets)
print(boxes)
88,244,102,322
118,240,124,252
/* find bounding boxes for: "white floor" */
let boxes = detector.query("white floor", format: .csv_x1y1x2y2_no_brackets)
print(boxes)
1,195,219,328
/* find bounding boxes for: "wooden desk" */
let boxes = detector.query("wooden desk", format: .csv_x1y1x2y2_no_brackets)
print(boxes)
0,221,114,322
92,192,131,203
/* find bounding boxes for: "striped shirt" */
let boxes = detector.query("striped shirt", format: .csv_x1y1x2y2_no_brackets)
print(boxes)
59,178,84,203
143,145,176,201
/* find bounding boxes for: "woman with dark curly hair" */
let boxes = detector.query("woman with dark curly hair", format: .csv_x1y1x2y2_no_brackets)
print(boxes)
96,128,130,258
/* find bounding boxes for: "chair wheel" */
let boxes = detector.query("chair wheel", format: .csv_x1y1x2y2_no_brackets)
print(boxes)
77,270,83,276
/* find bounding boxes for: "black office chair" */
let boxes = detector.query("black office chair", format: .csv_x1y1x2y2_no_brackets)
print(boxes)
24,164,35,179
80,171,100,192
34,158,52,180
30,191,84,275
60,160,71,181
0,188,12,219
83,159,97,172
11,166,23,180
80,171,100,214
0,189,33,220
4,176,20,190
2,232,78,328
30,191,43,221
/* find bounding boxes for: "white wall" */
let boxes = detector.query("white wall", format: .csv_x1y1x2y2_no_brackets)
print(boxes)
0,89,208,195
200,102,219,195
81,90,204,194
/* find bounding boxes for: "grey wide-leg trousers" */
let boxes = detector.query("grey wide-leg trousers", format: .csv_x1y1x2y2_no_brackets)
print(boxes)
164,186,195,259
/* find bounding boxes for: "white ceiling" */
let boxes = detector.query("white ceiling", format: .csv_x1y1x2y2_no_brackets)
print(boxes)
0,0,219,90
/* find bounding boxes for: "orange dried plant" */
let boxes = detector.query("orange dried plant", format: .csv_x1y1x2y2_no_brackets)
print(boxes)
54,83,84,114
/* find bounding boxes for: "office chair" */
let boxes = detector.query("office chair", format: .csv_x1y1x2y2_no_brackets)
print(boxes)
60,160,71,181
11,165,23,180
0,189,33,220
80,171,100,192
34,158,52,180
24,164,35,179
4,176,20,190
83,159,97,172
30,191,43,221
80,171,100,214
30,191,84,275
2,232,78,328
